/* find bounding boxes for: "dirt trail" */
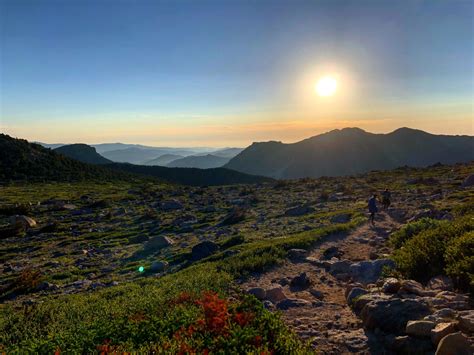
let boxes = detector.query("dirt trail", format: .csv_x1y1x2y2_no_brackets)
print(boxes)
242,212,401,354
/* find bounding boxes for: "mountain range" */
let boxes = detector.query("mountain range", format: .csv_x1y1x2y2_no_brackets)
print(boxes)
54,144,112,165
225,127,474,179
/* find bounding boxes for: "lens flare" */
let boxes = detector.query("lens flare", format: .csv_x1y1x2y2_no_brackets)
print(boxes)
315,76,337,97
138,266,145,273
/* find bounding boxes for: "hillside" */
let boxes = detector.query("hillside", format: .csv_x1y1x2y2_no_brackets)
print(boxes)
225,127,474,179
142,154,184,166
101,147,204,164
54,144,112,164
166,154,230,168
108,163,273,186
0,134,127,182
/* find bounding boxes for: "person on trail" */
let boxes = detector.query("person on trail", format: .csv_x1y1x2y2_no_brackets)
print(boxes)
368,194,378,225
382,188,391,210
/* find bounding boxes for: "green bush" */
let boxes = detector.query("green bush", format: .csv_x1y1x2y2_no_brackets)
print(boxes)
445,231,474,293
389,218,443,249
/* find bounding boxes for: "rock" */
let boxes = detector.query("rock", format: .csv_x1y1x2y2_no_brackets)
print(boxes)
329,259,351,275
350,259,396,284
361,298,431,334
458,310,474,332
424,308,457,324
330,213,351,224
461,174,474,187
431,322,456,346
309,288,324,300
150,260,168,273
191,241,219,261
265,284,287,303
10,215,37,230
290,272,311,289
382,278,401,294
321,246,342,260
399,279,436,297
435,332,472,355
161,200,183,211
248,287,266,300
406,320,436,338
221,208,246,225
144,236,174,251
36,281,59,291
346,287,368,306
388,335,433,354
284,205,315,217
276,298,312,310
428,275,453,291
288,249,308,260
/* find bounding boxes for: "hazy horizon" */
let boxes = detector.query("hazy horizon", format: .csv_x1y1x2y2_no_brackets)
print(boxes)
1,0,473,146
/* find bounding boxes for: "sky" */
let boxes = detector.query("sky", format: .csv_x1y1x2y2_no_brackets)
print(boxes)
0,0,473,147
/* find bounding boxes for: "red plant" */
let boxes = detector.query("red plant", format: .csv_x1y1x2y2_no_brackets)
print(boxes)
196,291,229,335
233,311,254,327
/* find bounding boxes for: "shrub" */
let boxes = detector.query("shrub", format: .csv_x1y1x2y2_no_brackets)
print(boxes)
445,231,474,293
389,218,443,249
220,235,245,250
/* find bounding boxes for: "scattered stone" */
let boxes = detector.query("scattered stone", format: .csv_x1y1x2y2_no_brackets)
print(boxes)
329,259,351,275
265,284,287,303
347,287,369,307
388,335,433,354
36,281,59,291
191,241,219,261
361,298,431,334
309,288,324,300
431,322,456,346
350,259,395,284
290,272,311,289
248,287,266,300
330,213,351,224
288,249,308,260
150,260,168,273
10,215,37,230
405,320,436,338
276,298,312,310
435,332,472,355
424,308,457,324
428,275,453,291
284,205,315,217
161,200,183,211
461,174,474,187
458,310,474,332
144,236,174,251
399,279,436,297
382,277,401,294
221,208,247,225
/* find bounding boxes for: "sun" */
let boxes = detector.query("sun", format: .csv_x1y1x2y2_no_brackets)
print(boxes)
315,76,337,97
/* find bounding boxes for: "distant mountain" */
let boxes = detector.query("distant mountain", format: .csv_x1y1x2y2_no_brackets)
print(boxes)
101,147,198,164
0,135,128,182
167,154,230,169
142,154,184,166
54,144,112,165
225,127,474,179
35,142,65,149
108,163,273,186
210,148,244,158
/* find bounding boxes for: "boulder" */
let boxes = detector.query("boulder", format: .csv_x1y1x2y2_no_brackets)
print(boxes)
382,278,401,294
405,320,436,338
347,287,368,306
431,322,456,346
424,308,457,324
428,275,453,291
329,259,351,275
330,213,351,224
284,205,315,217
350,259,396,284
161,200,183,211
191,241,219,261
150,260,168,273
321,246,342,260
36,281,59,291
290,272,311,289
265,284,287,303
461,174,474,187
458,310,474,332
10,215,37,230
247,287,266,300
287,249,308,260
435,332,472,355
309,288,324,300
388,335,433,354
276,298,312,310
399,279,436,297
144,236,174,251
361,298,431,334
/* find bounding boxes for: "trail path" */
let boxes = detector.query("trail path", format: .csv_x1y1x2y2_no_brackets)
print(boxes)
242,212,401,354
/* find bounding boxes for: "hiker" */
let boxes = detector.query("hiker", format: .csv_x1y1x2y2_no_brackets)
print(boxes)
368,194,378,225
382,188,391,210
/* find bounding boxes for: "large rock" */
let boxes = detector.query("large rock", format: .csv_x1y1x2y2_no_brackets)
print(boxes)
361,298,431,334
284,205,315,217
399,279,436,297
388,335,433,354
150,260,168,273
350,259,396,284
405,320,436,338
458,310,474,332
276,298,312,310
329,259,351,275
191,241,218,261
265,284,287,303
431,322,456,346
461,174,474,187
144,236,174,251
382,278,401,294
290,272,311,289
424,308,457,324
10,215,37,230
247,287,266,300
347,287,368,306
435,332,472,355
427,275,453,291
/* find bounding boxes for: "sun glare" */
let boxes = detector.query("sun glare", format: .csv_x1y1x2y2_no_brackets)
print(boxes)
316,76,337,97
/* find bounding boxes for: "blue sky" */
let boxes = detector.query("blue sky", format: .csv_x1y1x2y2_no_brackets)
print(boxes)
1,0,472,146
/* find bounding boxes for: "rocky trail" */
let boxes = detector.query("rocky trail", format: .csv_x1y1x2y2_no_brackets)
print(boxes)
242,212,474,354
